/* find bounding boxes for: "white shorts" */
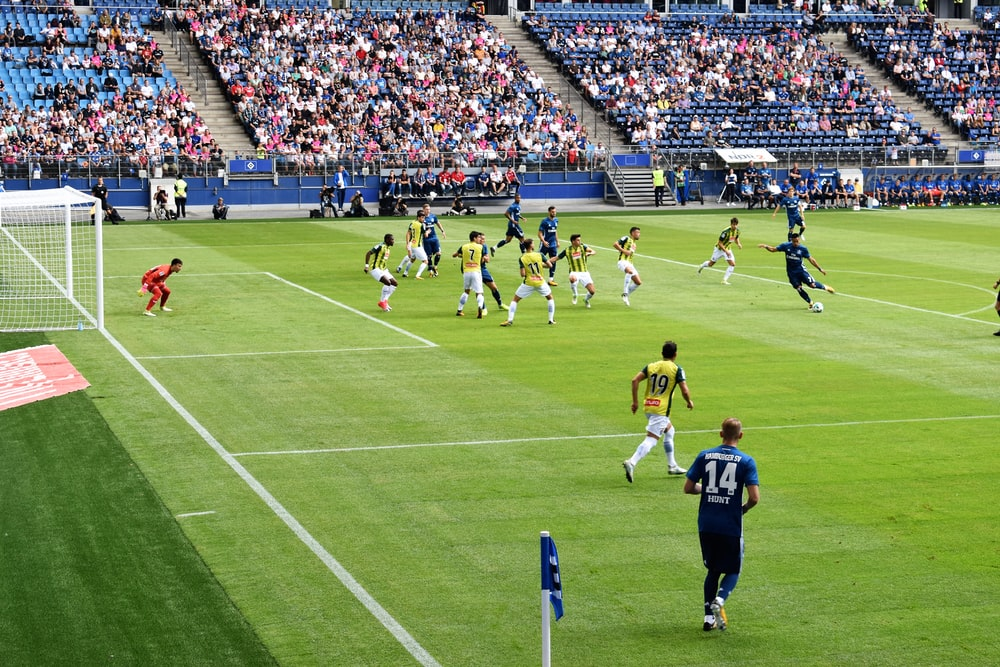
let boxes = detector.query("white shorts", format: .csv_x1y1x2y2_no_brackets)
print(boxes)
462,271,484,293
569,271,593,288
514,282,552,299
409,245,428,262
371,267,390,282
710,247,735,264
645,414,674,437
617,259,638,276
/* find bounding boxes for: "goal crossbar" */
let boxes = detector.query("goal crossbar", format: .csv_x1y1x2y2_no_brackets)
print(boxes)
0,186,103,332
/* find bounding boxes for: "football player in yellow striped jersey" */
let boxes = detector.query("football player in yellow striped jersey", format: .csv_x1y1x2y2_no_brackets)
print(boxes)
697,217,742,285
396,210,429,279
614,226,642,306
364,233,398,312
557,234,596,307
622,340,694,483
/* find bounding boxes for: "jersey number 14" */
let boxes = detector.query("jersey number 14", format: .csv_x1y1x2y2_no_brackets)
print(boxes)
704,460,738,497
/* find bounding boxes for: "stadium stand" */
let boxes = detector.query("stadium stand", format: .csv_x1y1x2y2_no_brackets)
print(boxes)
523,3,944,165
0,4,220,179
180,0,601,174
849,9,1000,146
0,0,997,211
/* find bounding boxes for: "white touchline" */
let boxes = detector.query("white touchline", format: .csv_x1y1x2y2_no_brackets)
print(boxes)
99,327,441,667
234,414,1000,457
176,511,216,518
592,247,999,325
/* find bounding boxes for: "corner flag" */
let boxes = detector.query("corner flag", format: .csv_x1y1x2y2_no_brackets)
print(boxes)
541,532,563,620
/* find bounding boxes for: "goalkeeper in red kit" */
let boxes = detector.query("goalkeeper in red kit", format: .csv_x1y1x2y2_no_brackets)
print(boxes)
139,258,183,317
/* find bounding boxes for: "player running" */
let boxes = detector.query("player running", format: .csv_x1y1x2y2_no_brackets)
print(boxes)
491,193,525,255
697,217,742,285
614,226,642,306
773,186,806,241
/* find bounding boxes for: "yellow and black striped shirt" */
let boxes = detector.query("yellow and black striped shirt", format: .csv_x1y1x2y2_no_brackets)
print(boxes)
558,244,591,273
617,235,637,262
368,243,391,270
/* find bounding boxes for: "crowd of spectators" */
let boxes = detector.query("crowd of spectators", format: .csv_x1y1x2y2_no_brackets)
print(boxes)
526,5,931,154
0,6,221,177
179,0,605,173
7,0,1000,180
848,9,1000,143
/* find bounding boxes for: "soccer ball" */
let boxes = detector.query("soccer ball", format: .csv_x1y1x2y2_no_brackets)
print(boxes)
811,302,824,313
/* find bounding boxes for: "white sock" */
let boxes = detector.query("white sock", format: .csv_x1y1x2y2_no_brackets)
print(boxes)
700,261,709,270
571,282,579,297
628,282,639,295
416,262,427,278
507,302,517,321
630,435,659,465
724,266,734,281
548,299,555,321
623,275,632,294
476,294,485,310
662,425,678,467
458,293,468,311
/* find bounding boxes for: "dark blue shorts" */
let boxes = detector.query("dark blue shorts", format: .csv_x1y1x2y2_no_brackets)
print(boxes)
423,238,441,255
699,531,743,573
505,224,525,239
787,268,816,289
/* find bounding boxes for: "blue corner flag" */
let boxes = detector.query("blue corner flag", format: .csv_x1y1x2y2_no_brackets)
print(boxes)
541,533,564,620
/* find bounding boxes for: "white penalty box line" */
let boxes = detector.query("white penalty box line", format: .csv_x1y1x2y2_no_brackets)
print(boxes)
234,413,1000,457
133,271,437,360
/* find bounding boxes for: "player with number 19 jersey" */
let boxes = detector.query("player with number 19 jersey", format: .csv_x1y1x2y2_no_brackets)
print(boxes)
638,359,685,416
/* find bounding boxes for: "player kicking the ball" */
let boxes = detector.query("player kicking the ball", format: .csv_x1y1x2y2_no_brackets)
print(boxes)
758,234,834,310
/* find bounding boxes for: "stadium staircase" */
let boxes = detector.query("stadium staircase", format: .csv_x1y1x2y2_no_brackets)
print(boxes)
152,28,257,161
823,28,966,158
489,15,668,206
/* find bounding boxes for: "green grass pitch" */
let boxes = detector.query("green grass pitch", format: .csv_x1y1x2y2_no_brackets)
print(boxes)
2,205,998,666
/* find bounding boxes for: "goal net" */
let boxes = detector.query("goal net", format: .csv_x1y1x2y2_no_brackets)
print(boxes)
0,186,103,332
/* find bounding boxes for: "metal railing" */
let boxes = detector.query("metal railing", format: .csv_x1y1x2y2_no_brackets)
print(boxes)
162,14,211,106
1,142,983,187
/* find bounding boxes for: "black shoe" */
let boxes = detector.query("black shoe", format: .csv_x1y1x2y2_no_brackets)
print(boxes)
994,330,1000,336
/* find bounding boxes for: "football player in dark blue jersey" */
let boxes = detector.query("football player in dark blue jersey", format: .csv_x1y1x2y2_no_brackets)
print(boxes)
772,186,806,240
758,234,835,310
684,418,760,632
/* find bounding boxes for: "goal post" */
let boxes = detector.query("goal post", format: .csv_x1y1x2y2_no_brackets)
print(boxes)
0,186,103,332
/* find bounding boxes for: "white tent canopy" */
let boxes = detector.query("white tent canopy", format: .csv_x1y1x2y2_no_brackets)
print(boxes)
714,148,778,166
